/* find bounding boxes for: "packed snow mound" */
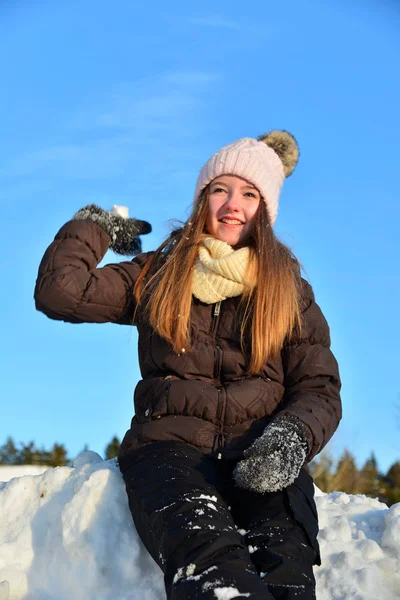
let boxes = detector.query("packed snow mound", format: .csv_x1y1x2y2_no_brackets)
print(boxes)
0,457,399,600
0,456,164,600
315,491,400,599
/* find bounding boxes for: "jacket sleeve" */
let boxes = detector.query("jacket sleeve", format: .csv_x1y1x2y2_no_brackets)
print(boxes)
34,219,147,325
279,278,342,461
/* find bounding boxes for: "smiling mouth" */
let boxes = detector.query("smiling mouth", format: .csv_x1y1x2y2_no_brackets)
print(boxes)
219,218,244,225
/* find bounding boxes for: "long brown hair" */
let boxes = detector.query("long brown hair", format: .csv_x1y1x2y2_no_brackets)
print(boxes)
134,187,303,374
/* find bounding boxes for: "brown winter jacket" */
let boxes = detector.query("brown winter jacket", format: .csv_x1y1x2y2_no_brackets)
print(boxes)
34,219,342,471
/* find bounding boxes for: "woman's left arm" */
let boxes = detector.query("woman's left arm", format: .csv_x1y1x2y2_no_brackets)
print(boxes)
278,277,342,461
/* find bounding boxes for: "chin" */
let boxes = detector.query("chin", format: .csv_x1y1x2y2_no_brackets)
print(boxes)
220,235,240,246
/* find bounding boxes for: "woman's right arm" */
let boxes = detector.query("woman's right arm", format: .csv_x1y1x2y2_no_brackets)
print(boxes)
34,214,150,325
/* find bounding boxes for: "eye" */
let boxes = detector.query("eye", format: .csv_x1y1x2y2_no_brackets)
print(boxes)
212,187,227,194
245,191,258,198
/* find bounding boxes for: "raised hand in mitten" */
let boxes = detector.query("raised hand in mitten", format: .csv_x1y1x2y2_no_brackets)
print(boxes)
73,203,152,256
233,416,310,493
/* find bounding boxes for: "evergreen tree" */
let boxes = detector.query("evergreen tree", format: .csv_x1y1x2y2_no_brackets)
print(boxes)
31,444,46,465
19,441,36,465
0,437,18,465
0,438,70,466
356,453,382,498
48,443,69,467
385,461,400,506
331,449,358,494
387,461,400,487
309,451,334,492
37,447,51,465
105,436,121,460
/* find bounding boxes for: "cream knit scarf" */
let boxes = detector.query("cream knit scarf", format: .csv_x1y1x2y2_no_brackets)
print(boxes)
192,238,252,304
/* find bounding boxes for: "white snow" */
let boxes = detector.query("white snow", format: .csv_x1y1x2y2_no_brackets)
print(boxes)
0,457,399,600
213,587,250,599
0,466,50,483
0,457,164,600
316,491,400,599
110,204,129,219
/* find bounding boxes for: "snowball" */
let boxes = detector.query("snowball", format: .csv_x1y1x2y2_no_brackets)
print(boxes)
110,205,129,219
73,451,104,468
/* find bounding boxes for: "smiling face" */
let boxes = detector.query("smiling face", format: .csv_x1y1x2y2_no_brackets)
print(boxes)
205,175,261,247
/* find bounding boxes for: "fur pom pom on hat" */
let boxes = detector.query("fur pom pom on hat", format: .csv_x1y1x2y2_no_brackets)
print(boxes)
193,130,299,226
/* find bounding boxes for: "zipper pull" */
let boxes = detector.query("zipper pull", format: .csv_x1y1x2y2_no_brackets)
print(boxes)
217,433,223,459
214,301,221,317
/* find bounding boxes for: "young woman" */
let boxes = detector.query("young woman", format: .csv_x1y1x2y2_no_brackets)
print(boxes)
35,130,342,600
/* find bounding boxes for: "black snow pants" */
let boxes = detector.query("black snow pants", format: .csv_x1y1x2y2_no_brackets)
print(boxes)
121,441,321,600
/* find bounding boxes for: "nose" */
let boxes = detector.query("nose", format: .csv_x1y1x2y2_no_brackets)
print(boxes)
224,190,241,211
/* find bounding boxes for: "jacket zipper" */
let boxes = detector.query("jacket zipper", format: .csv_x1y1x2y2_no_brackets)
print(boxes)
211,301,224,459
215,388,224,460
211,301,221,338
217,387,227,459
212,301,222,386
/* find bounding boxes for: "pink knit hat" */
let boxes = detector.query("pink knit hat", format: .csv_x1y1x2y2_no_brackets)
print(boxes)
193,130,300,226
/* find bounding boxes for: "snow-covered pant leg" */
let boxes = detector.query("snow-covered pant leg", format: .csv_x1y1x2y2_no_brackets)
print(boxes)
121,441,274,600
229,469,320,600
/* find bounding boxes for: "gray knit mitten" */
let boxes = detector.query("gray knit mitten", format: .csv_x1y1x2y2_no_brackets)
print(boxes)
73,204,151,256
233,416,310,493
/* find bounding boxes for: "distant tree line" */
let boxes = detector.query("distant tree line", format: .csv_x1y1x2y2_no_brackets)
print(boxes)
0,435,121,467
1,437,399,505
309,449,400,506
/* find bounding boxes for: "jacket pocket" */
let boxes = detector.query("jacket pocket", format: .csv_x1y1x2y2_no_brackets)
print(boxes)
150,376,174,419
134,376,172,423
285,468,321,566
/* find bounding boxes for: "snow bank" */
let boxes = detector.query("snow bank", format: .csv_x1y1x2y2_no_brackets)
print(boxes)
0,466,50,483
315,489,400,599
0,453,164,600
0,454,399,600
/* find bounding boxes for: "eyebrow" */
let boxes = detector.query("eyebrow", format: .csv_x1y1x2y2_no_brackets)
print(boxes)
211,180,258,190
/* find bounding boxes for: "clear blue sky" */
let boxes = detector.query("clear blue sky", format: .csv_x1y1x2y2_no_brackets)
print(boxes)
1,0,399,472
